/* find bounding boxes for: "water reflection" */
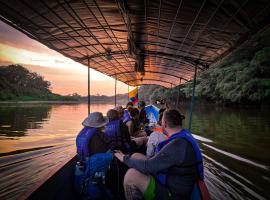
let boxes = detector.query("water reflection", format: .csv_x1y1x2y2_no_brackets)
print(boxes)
0,104,52,137
0,103,269,200
181,104,270,164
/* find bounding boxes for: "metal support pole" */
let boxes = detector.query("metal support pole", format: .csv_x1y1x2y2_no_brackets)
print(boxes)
188,66,198,131
127,85,129,102
177,78,181,106
137,86,139,102
87,59,91,115
114,76,117,107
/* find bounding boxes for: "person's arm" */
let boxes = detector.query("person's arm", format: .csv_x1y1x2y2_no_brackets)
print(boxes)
120,122,133,145
126,120,134,136
124,139,188,174
146,134,156,157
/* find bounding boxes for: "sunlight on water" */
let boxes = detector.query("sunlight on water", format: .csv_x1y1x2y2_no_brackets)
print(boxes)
0,103,269,200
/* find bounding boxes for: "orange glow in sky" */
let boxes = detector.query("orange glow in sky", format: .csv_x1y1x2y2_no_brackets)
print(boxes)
0,20,133,96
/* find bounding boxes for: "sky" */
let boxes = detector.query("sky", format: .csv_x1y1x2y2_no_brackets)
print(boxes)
0,20,132,96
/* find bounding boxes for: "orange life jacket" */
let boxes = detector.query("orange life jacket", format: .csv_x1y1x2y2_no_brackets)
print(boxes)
152,127,168,139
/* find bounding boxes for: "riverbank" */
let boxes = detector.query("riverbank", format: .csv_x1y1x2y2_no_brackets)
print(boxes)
0,99,128,104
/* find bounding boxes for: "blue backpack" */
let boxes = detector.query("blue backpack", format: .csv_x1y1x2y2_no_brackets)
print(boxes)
75,127,113,199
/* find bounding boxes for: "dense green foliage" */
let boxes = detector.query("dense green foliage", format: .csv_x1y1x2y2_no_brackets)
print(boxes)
140,27,270,105
0,65,79,101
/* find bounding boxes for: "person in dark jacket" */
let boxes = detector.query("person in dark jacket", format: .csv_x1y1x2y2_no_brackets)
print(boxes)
127,107,147,137
114,109,201,200
138,101,148,125
105,109,133,153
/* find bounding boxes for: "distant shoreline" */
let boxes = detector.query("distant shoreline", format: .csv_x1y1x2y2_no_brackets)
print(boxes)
0,100,114,104
0,100,128,104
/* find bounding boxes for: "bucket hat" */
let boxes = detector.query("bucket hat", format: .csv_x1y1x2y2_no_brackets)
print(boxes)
82,112,109,128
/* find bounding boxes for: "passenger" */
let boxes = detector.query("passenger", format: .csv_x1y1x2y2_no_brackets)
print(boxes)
146,107,172,157
126,102,134,108
127,107,147,137
114,106,124,119
114,109,204,200
75,112,113,199
122,103,133,124
105,109,133,153
158,100,169,124
76,112,108,159
138,101,148,125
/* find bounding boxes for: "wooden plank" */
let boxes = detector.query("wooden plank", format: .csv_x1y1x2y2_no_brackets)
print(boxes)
19,154,76,200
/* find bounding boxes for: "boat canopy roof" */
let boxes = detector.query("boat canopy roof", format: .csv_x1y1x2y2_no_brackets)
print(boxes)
0,0,269,88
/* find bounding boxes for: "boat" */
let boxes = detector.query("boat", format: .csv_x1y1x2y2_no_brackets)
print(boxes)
20,105,161,200
21,156,78,200
1,0,268,199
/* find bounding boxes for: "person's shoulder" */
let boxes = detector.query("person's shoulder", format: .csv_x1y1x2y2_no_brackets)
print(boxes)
149,132,159,139
170,137,189,146
120,121,128,129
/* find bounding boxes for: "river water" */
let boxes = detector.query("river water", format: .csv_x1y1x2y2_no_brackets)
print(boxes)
0,103,269,200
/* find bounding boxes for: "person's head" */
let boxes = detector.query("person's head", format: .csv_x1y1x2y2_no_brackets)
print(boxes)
138,101,146,109
126,102,134,109
82,112,108,131
107,109,119,121
114,106,124,118
128,107,140,119
162,109,185,135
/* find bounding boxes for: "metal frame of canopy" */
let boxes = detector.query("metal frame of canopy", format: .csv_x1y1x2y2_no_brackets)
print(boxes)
0,0,269,129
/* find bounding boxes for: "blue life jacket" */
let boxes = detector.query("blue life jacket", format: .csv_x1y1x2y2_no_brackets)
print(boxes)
76,127,97,161
105,120,121,139
75,127,113,199
104,120,121,148
155,129,204,185
122,109,132,123
105,119,132,153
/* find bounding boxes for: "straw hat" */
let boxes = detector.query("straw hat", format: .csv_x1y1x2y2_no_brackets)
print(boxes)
82,112,109,128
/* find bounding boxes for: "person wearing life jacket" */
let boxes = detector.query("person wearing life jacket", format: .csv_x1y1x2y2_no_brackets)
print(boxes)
146,123,167,158
105,109,133,153
114,109,206,200
75,112,113,199
127,107,147,137
121,102,133,125
114,105,124,119
138,101,149,125
146,108,169,157
76,112,109,160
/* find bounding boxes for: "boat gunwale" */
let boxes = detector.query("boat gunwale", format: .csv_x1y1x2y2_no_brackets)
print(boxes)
18,153,76,200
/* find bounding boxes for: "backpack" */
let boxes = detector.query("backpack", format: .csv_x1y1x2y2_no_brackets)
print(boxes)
75,127,113,199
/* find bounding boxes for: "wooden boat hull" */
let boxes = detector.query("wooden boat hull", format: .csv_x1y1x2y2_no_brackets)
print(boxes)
22,105,159,200
21,156,78,200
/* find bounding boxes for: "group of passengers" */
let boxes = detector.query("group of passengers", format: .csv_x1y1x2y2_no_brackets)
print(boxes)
76,100,206,200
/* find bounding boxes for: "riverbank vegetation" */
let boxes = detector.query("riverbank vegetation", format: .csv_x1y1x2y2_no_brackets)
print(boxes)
0,64,128,103
0,64,80,101
140,26,270,105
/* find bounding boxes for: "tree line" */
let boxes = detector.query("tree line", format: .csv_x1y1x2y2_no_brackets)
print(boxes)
0,64,79,101
0,64,129,102
139,26,270,105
